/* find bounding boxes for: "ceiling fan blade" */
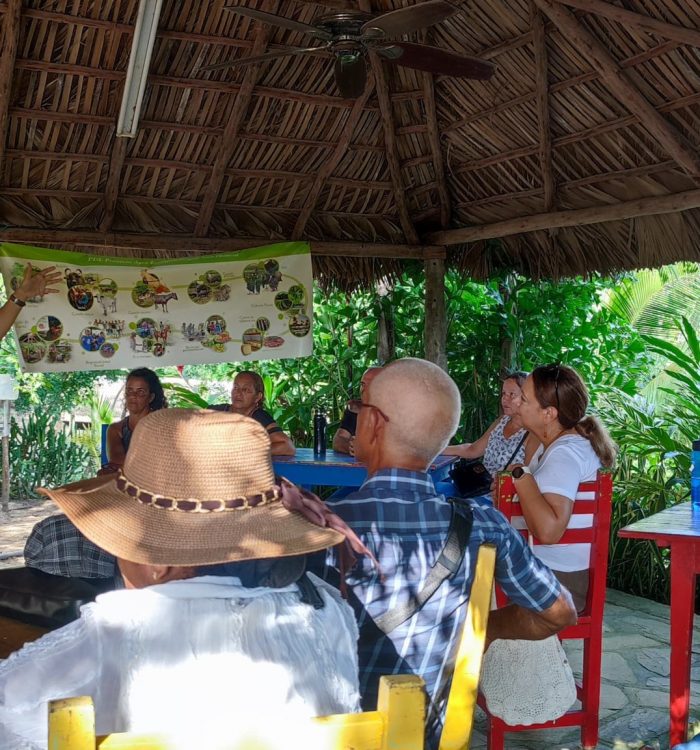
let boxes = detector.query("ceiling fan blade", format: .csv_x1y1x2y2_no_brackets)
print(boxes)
200,45,330,72
377,42,495,79
334,52,367,99
361,0,458,38
223,5,332,40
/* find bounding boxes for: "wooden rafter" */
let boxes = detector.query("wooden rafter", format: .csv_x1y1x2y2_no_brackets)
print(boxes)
0,228,445,259
194,10,274,237
428,189,700,245
0,0,20,178
423,68,451,228
359,3,418,244
532,5,554,211
533,0,700,178
99,137,128,232
553,0,700,47
453,90,700,175
291,76,375,240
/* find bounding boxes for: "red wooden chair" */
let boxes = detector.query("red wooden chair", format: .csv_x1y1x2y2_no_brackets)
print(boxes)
481,469,613,750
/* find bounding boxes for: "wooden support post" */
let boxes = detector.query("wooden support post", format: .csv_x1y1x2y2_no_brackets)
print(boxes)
2,401,9,513
0,0,21,177
424,257,447,371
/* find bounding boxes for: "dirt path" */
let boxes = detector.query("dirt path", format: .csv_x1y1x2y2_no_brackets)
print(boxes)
0,499,58,569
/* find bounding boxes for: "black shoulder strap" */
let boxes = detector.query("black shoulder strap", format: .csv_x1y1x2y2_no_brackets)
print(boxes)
371,500,474,635
297,572,325,610
505,430,529,468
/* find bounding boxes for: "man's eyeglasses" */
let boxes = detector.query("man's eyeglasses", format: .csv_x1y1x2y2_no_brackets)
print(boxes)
349,399,391,423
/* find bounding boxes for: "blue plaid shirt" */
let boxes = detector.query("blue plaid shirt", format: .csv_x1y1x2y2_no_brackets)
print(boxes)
313,469,561,746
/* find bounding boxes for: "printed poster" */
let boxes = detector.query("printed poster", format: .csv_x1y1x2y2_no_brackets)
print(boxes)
0,242,313,373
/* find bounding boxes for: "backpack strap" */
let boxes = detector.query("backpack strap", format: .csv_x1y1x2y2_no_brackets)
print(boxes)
371,500,474,635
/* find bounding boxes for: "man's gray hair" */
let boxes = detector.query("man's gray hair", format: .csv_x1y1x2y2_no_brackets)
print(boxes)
370,358,461,465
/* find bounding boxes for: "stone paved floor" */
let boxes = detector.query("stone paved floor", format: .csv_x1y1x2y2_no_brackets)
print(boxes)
471,588,698,750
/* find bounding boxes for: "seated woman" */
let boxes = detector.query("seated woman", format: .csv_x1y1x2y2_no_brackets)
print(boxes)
101,367,167,473
512,364,616,611
2,409,361,749
444,371,539,472
210,370,295,456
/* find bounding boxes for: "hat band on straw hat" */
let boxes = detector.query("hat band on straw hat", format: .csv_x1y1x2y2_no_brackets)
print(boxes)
115,471,282,513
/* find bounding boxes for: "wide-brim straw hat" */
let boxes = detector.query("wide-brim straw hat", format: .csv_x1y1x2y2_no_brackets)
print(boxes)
38,409,343,567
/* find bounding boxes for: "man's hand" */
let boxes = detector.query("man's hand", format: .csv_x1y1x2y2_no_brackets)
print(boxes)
15,264,62,302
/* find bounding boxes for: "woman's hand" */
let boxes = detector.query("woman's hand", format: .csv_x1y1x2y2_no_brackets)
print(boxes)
15,265,62,302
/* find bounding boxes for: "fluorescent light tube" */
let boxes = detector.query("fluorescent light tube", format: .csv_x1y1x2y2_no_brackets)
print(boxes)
116,0,164,138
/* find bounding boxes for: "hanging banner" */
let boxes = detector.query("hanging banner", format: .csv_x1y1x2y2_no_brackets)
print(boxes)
0,242,313,373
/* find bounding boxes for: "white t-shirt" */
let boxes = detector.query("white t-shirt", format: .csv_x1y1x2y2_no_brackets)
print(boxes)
512,434,600,572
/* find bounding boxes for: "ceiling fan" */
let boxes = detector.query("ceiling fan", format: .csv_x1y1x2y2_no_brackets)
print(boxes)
201,0,495,98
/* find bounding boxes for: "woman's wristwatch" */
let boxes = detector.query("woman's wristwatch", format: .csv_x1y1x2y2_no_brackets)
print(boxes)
512,466,532,479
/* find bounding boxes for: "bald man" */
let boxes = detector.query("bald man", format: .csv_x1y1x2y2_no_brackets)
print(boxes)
313,358,576,748
332,366,382,455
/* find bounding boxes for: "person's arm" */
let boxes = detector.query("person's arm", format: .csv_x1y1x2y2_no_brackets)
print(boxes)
487,589,577,644
443,419,498,458
268,427,295,456
0,264,62,341
99,420,126,474
333,427,354,454
511,472,572,544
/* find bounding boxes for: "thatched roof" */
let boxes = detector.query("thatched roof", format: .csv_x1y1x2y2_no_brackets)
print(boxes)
1,0,700,287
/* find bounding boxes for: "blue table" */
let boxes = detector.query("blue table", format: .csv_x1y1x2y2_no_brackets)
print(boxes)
273,448,456,489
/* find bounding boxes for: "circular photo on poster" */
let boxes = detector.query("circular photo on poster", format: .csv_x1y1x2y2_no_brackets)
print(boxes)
241,343,253,356
80,327,106,352
264,336,285,348
48,341,72,364
256,317,270,332
68,286,93,311
274,292,292,311
64,268,84,289
188,281,212,304
206,315,226,335
264,259,280,275
131,284,155,308
242,328,263,352
204,270,222,287
135,317,156,339
213,284,231,302
100,343,116,359
98,279,118,296
35,315,63,342
288,314,311,338
288,285,305,305
82,272,99,287
153,343,165,357
19,333,46,364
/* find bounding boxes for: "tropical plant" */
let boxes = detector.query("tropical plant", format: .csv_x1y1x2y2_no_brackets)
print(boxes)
10,410,94,499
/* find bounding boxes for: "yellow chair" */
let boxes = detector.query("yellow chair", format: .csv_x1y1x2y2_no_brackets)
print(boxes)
48,674,425,750
48,544,496,750
439,544,496,750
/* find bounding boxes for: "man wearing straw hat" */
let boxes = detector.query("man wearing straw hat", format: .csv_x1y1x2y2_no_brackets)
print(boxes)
0,409,362,750
313,358,577,746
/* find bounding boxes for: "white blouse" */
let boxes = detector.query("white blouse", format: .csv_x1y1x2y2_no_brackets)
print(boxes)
0,575,360,750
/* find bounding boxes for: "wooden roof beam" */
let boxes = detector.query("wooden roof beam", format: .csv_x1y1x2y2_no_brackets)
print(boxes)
533,0,700,178
552,0,700,48
195,6,274,237
427,188,700,245
292,76,375,240
532,5,555,211
99,137,128,232
0,228,445,259
423,67,451,228
0,0,21,178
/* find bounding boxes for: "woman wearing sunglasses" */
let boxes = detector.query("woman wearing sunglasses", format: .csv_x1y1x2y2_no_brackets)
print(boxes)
512,364,616,610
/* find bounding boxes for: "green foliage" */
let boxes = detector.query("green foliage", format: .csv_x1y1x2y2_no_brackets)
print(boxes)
10,411,94,499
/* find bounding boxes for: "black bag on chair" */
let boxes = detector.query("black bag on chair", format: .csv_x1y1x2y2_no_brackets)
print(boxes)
449,430,529,499
449,459,493,498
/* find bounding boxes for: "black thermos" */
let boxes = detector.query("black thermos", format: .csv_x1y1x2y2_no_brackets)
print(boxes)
313,409,327,456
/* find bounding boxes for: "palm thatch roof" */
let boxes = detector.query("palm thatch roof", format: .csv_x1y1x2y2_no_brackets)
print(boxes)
1,0,699,288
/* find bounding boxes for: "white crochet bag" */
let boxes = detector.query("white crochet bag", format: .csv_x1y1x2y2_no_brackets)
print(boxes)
479,636,577,725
